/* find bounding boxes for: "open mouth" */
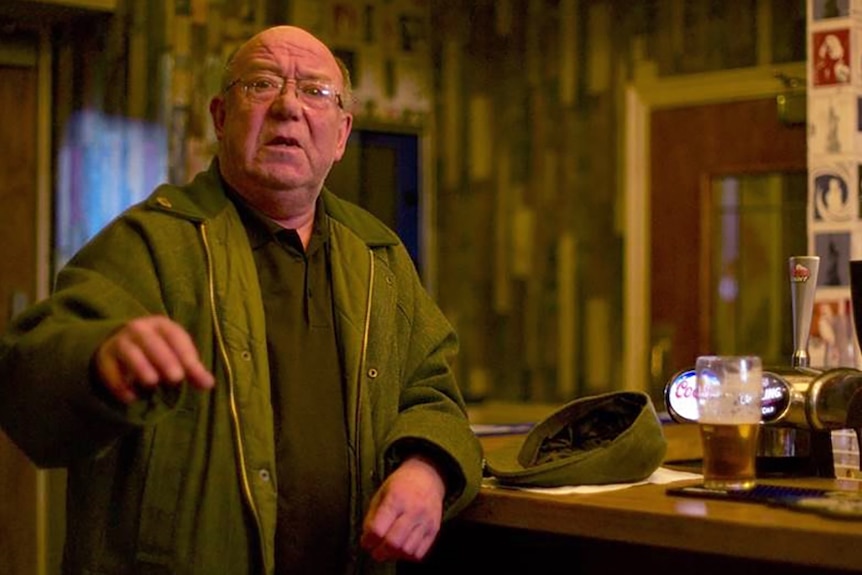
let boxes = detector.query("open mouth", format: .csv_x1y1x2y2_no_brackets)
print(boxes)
267,136,300,148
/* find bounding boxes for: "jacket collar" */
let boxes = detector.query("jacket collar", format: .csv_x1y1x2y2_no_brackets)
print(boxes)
145,159,401,249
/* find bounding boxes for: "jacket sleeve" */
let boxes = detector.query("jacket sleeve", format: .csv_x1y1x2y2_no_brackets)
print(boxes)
379,244,483,519
0,214,184,468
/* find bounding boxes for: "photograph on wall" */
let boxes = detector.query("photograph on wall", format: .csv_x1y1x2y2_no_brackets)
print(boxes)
809,92,854,155
812,28,851,85
351,46,384,117
394,55,431,120
397,10,428,53
362,2,378,43
333,48,357,86
815,231,852,287
379,0,430,56
812,164,855,221
812,0,849,20
858,97,862,153
332,2,363,45
809,297,856,368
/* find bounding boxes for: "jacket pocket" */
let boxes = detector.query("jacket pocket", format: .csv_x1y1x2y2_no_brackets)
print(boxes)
135,403,198,569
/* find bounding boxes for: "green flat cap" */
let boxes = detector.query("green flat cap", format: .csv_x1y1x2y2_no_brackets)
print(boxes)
484,391,668,487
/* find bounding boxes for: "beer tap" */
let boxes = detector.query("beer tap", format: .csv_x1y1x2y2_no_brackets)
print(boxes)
665,255,862,478
789,256,819,368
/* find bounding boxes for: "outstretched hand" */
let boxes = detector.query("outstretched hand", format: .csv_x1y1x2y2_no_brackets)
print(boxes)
360,453,446,563
94,315,215,404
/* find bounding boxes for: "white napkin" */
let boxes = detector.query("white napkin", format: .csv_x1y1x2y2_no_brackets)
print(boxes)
484,466,702,495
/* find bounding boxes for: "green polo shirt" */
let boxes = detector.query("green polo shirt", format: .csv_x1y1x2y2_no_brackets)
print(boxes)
229,190,349,575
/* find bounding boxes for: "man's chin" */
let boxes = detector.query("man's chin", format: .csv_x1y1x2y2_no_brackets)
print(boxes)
248,167,311,191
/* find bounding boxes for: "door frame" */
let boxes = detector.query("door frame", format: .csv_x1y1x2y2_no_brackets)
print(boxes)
622,59,807,394
1,26,56,575
0,31,52,305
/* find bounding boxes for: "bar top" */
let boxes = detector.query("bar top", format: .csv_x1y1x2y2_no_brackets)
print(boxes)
465,406,862,572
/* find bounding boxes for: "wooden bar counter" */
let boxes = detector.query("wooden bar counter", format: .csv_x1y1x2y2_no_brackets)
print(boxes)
405,404,862,575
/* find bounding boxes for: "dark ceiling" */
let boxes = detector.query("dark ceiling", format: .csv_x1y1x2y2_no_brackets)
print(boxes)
0,1,112,33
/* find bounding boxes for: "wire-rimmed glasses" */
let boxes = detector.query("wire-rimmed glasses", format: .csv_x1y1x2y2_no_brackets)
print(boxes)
225,75,344,110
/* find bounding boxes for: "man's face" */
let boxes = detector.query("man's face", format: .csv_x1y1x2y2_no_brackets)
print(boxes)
209,26,352,210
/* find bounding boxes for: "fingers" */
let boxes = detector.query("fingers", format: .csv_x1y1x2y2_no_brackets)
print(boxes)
151,318,215,390
95,346,138,404
360,457,445,563
361,500,439,563
94,316,214,404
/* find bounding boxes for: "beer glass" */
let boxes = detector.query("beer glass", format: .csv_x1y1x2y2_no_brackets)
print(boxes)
695,355,762,490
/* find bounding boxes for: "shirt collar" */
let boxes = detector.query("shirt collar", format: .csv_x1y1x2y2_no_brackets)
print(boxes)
225,185,330,253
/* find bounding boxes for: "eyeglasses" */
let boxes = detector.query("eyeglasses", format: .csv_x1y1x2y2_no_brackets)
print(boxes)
225,75,344,110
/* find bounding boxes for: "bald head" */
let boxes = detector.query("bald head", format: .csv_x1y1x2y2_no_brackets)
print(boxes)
208,24,354,230
221,26,352,106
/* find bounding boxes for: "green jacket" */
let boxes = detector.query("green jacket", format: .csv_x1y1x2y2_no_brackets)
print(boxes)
0,163,483,575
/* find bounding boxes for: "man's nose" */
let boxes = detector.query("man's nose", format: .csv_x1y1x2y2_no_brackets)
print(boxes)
272,81,303,112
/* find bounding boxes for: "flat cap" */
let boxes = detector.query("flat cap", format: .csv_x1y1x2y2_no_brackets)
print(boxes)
484,391,668,487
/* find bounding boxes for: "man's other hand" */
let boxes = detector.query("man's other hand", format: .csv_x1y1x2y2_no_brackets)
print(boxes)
94,315,215,404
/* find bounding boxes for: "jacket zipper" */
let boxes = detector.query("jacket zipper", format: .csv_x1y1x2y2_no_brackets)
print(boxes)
200,223,264,556
356,250,374,520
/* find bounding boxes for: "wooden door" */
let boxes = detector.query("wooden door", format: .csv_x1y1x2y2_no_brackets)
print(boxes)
0,60,40,574
650,98,807,387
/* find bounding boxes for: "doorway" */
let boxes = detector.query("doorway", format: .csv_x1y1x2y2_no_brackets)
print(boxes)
649,98,807,397
325,128,422,275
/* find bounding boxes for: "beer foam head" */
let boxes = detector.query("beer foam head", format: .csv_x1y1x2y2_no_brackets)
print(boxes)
696,355,762,424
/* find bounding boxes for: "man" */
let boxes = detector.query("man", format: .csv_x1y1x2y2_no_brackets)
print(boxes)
0,25,482,574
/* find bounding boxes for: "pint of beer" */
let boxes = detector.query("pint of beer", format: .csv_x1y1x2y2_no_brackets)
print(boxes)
695,355,762,491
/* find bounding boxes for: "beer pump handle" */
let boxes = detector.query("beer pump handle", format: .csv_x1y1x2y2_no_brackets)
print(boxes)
789,256,820,368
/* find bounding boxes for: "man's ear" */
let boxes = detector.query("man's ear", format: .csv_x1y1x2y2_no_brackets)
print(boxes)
333,112,353,162
209,96,226,140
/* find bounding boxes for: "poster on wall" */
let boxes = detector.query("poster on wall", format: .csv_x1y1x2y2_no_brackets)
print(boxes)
322,0,431,122
809,92,855,155
377,0,429,56
812,0,850,20
807,0,862,371
815,230,852,287
811,163,856,222
809,297,856,367
332,2,363,45
812,28,851,86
